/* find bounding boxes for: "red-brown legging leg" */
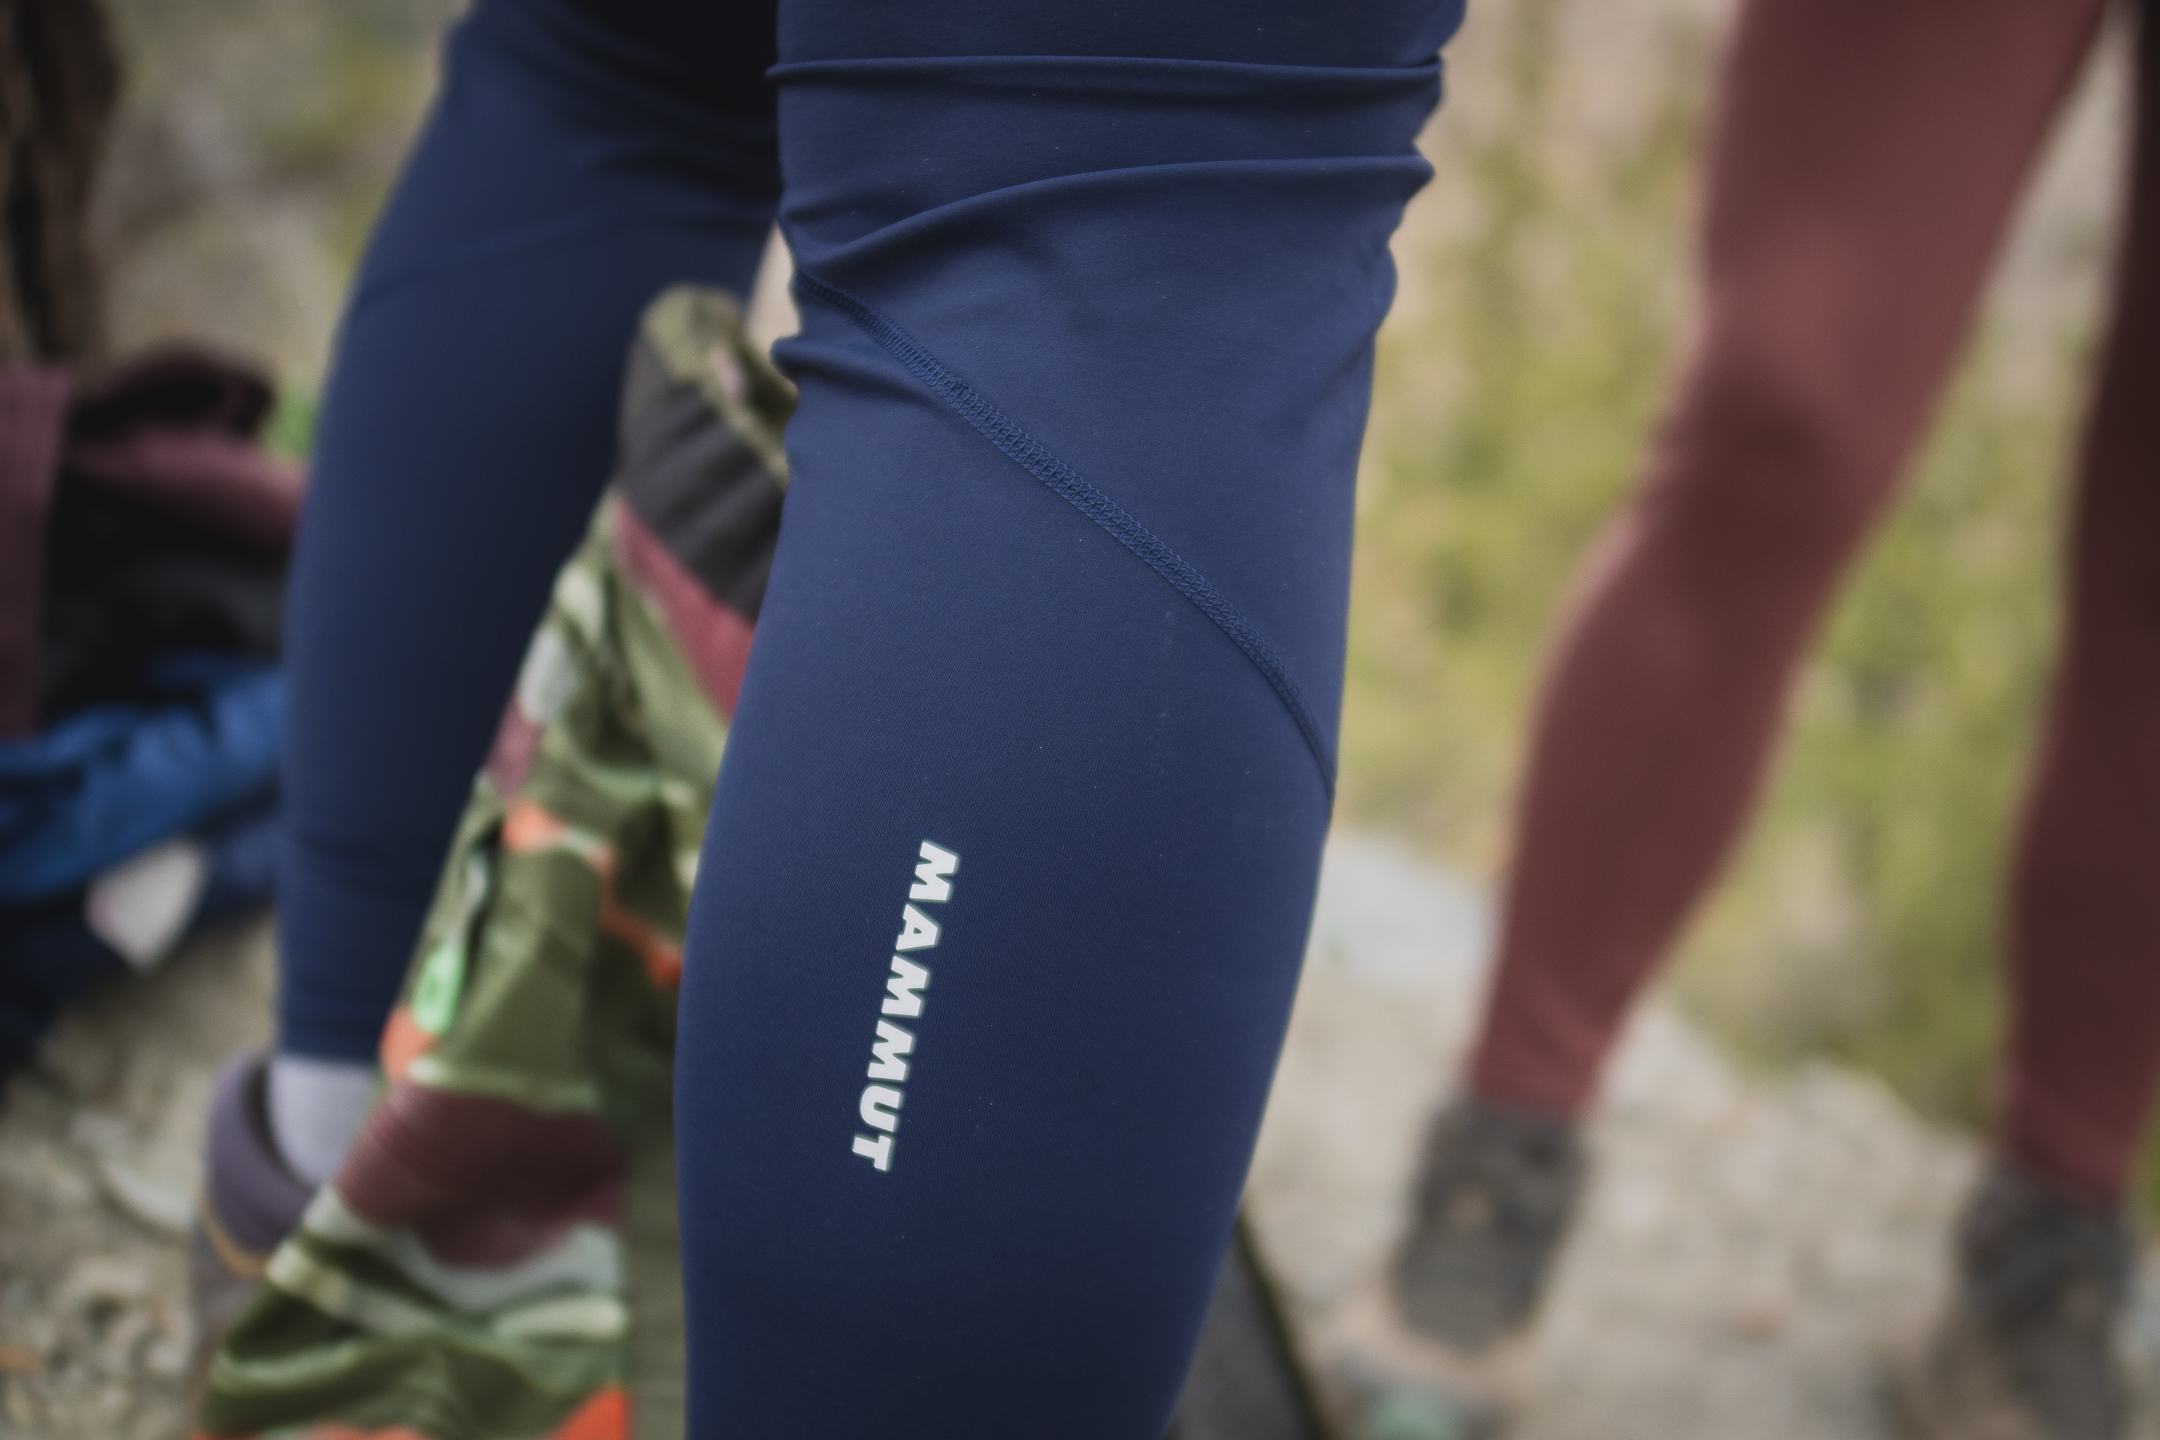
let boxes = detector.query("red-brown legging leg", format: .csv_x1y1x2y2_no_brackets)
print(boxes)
1467,0,2109,1152
2002,3,2160,1204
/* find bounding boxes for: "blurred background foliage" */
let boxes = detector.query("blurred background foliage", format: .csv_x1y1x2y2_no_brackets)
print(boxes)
96,0,461,389
90,0,2147,1197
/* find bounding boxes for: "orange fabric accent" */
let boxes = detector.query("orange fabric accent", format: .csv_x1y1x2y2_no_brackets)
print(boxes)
549,1386,631,1440
502,797,570,853
599,888,684,990
378,1005,435,1083
218,1394,626,1440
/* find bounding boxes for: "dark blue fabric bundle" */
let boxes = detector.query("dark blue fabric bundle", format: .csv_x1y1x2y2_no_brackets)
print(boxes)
0,796,277,1073
0,652,279,1074
0,653,279,906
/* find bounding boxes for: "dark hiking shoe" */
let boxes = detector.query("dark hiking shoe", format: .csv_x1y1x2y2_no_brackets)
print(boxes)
1392,1095,1588,1354
187,1051,313,1410
1324,1098,1587,1438
1896,1165,2134,1440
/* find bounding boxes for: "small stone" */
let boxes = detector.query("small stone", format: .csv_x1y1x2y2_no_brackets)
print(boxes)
0,1342,45,1373
0,1137,96,1208
35,1025,119,1103
4,1379,40,1428
1355,1386,1476,1440
59,1257,152,1313
1729,1296,1788,1342
96,1310,154,1376
69,1109,130,1159
94,1158,193,1237
143,1305,191,1380
142,1330,187,1380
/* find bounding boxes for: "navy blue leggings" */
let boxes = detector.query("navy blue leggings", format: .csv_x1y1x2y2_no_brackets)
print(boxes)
276,0,780,1058
281,0,1459,1430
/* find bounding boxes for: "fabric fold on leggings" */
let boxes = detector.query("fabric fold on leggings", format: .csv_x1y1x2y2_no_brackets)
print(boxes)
674,22,1452,1437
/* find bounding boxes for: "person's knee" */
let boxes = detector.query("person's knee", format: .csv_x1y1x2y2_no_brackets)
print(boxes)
1644,325,1890,580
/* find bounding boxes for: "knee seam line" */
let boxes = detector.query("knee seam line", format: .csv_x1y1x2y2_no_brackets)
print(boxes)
795,268,1336,799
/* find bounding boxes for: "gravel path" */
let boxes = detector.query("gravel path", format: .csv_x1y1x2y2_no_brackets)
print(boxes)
5,837,2158,1437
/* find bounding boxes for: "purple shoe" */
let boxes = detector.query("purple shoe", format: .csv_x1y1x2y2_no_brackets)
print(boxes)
187,1051,314,1410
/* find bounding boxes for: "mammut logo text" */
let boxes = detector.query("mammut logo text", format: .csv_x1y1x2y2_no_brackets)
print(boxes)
851,840,958,1172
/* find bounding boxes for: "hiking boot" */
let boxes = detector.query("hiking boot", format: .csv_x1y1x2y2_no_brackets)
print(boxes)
1896,1164,2134,1440
187,1050,313,1408
1392,1095,1588,1354
1324,1097,1587,1438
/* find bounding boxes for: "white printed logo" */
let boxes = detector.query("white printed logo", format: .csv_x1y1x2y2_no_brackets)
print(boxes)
851,840,959,1172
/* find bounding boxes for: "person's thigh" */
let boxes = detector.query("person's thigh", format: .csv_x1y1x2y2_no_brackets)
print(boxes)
276,0,781,1060
1674,0,2106,514
673,2,1458,1435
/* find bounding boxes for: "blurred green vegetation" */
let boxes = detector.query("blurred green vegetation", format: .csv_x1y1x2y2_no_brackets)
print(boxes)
1342,0,2099,1172
1345,0,1703,859
264,388,319,461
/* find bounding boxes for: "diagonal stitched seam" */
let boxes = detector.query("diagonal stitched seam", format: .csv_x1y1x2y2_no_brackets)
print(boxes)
795,268,1335,797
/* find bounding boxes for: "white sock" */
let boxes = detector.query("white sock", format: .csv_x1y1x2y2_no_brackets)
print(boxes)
267,1054,377,1186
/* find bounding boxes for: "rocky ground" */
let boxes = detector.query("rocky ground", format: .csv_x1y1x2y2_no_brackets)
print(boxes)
0,917,273,1438
6,835,2160,1438
1257,834,2160,1439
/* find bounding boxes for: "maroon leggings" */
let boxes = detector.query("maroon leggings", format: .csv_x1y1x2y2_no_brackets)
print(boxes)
1468,0,2160,1202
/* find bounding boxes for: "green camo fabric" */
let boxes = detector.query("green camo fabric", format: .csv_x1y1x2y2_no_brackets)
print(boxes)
199,285,792,1440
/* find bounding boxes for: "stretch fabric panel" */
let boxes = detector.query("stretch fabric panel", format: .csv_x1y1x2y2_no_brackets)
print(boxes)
675,3,1460,1435
274,0,780,1059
